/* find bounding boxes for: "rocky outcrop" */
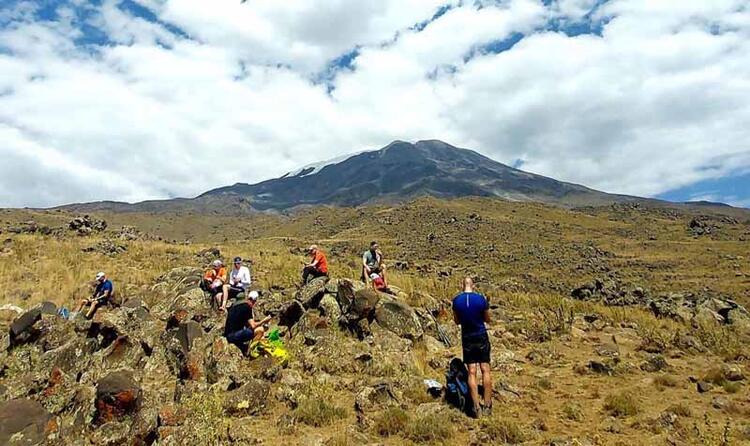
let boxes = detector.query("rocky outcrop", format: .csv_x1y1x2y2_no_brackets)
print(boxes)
0,399,56,446
374,299,423,340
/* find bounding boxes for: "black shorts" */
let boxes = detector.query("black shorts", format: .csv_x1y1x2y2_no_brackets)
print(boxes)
227,286,245,300
462,333,491,365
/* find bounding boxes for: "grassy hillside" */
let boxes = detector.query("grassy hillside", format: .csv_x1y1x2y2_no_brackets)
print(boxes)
1,197,749,445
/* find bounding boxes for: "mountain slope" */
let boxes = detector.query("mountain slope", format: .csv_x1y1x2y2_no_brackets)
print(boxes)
199,139,637,211
54,140,739,214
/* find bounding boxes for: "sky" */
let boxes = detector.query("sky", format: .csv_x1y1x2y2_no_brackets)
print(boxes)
1,0,749,209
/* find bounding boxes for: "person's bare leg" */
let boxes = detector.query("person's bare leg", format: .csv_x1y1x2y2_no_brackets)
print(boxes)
85,302,98,319
480,362,492,408
467,363,480,416
253,326,265,341
75,299,87,313
221,284,229,309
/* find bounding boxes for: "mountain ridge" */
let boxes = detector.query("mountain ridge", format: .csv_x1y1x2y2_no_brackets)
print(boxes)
52,140,747,215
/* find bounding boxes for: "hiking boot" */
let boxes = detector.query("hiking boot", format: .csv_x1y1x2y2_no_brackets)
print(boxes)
470,405,481,419
482,404,493,417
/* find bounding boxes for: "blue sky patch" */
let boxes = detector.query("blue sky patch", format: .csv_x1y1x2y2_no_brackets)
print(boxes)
657,171,750,208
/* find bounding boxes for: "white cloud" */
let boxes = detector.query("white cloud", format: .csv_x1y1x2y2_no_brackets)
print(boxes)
0,0,749,207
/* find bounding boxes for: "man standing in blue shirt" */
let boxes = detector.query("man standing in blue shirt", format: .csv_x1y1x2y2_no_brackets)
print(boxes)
452,277,492,417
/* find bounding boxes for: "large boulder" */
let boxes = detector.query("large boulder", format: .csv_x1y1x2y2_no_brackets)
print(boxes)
223,379,271,416
278,300,305,328
9,307,42,346
336,279,365,314
374,300,423,340
297,276,329,309
318,294,342,322
348,289,382,321
0,398,56,445
95,371,142,424
354,383,402,414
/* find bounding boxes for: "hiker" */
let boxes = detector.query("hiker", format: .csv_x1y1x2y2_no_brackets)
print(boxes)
223,291,272,355
301,244,328,285
361,241,386,284
369,273,388,293
224,256,251,309
202,259,227,310
75,272,114,319
452,277,492,417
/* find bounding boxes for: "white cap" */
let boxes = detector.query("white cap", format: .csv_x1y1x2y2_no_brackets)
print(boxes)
212,259,223,267
95,272,105,280
369,273,380,280
248,291,260,301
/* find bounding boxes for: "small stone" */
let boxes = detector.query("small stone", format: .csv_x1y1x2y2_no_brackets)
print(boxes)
697,381,714,393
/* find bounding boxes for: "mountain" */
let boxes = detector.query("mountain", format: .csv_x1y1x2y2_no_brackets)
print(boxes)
201,140,639,210
54,140,741,215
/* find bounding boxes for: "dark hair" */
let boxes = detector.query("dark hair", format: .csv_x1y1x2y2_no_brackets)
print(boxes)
370,241,378,247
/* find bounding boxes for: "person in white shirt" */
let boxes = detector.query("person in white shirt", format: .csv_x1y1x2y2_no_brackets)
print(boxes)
222,256,252,311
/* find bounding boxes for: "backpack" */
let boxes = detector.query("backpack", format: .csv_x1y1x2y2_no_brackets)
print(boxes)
444,357,471,414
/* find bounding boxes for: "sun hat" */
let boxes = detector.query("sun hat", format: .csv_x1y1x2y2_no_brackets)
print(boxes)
248,290,260,301
212,259,223,267
95,272,105,280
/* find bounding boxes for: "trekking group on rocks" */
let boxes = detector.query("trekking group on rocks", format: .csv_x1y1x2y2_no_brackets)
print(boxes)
78,241,494,418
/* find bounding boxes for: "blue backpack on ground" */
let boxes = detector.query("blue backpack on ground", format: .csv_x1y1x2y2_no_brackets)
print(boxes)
445,357,471,414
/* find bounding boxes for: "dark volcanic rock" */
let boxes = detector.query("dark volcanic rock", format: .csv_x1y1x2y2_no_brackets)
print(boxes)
297,276,329,309
0,398,55,446
9,307,42,346
95,371,142,424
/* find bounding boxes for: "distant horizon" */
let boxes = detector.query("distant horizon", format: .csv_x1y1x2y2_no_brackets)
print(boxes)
11,139,747,211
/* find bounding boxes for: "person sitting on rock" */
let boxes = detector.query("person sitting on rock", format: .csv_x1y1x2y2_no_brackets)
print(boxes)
75,272,114,319
223,256,251,311
301,245,328,286
361,241,386,284
452,277,492,418
202,260,227,310
369,273,388,293
224,291,271,355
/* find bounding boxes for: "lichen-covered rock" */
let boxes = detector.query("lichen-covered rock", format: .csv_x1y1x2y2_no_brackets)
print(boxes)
0,398,56,446
374,299,423,340
354,382,402,413
297,276,329,309
319,294,342,322
205,336,246,388
223,379,270,416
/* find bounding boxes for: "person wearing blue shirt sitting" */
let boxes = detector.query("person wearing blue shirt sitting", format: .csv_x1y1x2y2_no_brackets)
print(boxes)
452,277,492,418
76,271,114,319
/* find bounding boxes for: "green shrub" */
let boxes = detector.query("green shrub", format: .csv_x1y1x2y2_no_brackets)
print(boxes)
667,403,691,417
293,397,347,427
653,374,679,391
405,412,454,443
479,416,526,444
723,381,742,394
374,407,410,437
604,392,639,417
561,402,584,421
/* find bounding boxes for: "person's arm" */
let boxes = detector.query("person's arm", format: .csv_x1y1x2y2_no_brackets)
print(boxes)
452,307,460,325
308,255,319,268
482,297,490,323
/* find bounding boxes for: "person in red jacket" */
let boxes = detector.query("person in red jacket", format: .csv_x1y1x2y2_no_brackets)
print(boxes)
301,245,328,285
